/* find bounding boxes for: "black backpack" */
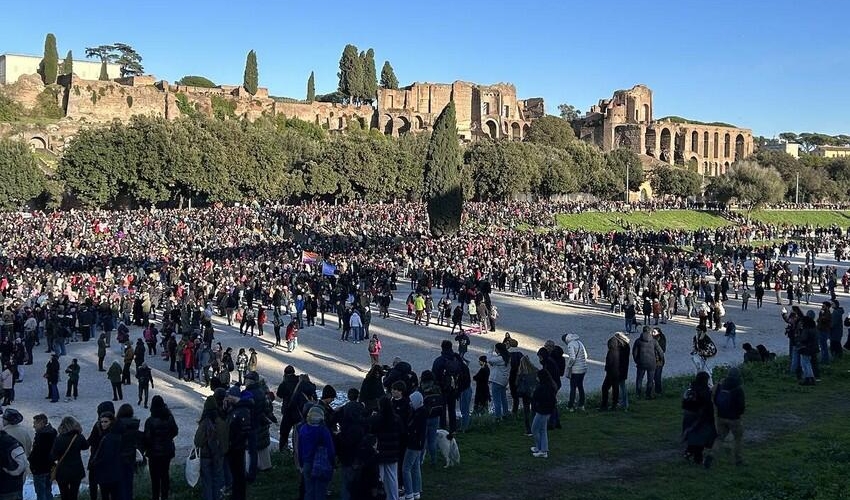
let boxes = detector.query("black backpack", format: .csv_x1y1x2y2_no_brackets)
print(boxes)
440,355,463,394
228,403,253,449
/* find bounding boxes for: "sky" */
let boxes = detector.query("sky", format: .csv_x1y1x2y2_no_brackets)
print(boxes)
1,0,848,138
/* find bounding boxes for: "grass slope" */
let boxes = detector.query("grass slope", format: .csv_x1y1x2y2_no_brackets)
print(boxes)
744,210,850,227
555,210,730,232
153,356,850,500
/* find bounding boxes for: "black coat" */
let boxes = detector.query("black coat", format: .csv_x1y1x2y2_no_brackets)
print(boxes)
50,430,90,483
405,406,427,451
531,378,557,415
368,412,403,464
144,410,178,459
29,424,57,475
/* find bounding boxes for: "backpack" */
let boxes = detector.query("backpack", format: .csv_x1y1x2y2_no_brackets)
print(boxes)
423,391,444,419
310,441,334,481
228,403,253,449
714,387,734,415
440,355,463,394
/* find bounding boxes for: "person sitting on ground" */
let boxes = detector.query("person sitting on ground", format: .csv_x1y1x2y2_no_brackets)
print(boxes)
742,343,762,363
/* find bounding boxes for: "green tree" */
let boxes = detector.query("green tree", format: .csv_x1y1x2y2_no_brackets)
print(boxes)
650,164,703,198
41,33,59,85
380,61,398,89
605,148,645,192
112,43,144,77
424,101,463,236
0,93,23,122
61,50,73,76
557,103,579,121
363,49,378,103
99,61,109,80
528,143,578,197
243,50,259,95
562,140,607,195
525,115,575,150
0,138,46,209
315,91,345,104
353,51,368,104
337,44,359,103
465,141,538,201
707,160,785,212
176,75,217,87
85,45,115,80
307,71,315,102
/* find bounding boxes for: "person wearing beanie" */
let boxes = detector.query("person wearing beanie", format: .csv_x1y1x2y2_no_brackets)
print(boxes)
0,409,29,500
402,390,427,500
2,408,32,456
144,395,179,500
298,405,335,499
704,367,746,468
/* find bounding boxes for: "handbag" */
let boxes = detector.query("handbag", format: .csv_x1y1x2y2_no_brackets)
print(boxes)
51,434,78,482
185,447,201,487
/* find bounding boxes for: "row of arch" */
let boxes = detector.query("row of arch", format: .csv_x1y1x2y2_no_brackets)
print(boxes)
635,127,747,165
382,114,531,140
482,119,529,140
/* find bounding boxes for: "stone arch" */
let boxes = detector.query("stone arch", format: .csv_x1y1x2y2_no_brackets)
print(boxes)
714,163,719,177
397,116,411,135
642,103,650,123
503,121,510,135
522,124,530,138
383,114,394,135
485,120,498,139
414,115,424,130
338,117,345,130
645,129,656,156
691,130,699,153
29,136,47,150
735,134,745,161
724,161,730,174
703,161,709,175
615,125,632,148
703,131,709,157
511,122,521,140
713,132,719,158
724,133,731,157
660,128,671,162
674,131,685,165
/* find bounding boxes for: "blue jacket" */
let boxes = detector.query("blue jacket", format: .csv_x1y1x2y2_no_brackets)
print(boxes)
297,423,335,468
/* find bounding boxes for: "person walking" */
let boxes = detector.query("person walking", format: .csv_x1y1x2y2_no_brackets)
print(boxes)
144,395,179,500
50,416,90,500
285,318,299,352
136,363,154,408
235,349,248,385
107,361,124,401
29,413,57,500
704,367,746,468
368,397,402,500
121,344,134,385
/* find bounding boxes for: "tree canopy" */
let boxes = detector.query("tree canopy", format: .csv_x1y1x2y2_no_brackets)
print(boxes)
176,75,217,88
0,138,47,209
650,164,703,198
706,160,785,210
243,50,258,95
306,71,315,102
424,101,463,236
525,115,575,150
557,103,579,121
380,61,399,90
41,33,59,85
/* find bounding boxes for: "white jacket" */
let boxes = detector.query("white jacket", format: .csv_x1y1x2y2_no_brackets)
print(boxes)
487,355,510,387
564,334,588,375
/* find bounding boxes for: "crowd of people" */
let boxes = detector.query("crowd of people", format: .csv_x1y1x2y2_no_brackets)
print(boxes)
0,200,849,500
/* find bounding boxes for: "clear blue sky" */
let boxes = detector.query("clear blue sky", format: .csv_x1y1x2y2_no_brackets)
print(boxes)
2,0,847,137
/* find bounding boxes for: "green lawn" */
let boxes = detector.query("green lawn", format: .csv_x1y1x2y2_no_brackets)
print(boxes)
743,210,850,227
555,210,730,232
151,356,850,500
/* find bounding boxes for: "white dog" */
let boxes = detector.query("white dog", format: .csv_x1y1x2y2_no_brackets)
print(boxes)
435,429,460,468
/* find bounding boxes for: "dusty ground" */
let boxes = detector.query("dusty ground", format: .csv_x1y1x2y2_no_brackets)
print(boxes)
8,250,841,497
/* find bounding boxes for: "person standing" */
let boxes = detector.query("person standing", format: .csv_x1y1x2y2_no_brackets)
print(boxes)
599,332,629,411
285,318,299,352
0,420,28,500
368,334,382,366
487,343,511,421
298,406,336,500
632,326,663,399
121,344,134,385
651,328,667,396
29,413,57,500
402,392,427,500
45,354,60,403
50,416,90,500
272,307,283,347
704,367,746,468
530,369,557,459
89,411,122,500
368,397,402,500
563,334,588,411
681,371,716,465
65,358,80,401
107,361,124,401
2,408,32,500
194,392,227,500
144,396,179,500
136,363,154,408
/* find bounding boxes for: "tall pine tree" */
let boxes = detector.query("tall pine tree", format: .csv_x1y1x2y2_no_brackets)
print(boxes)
364,48,377,103
243,50,258,95
62,50,73,76
423,101,463,237
41,33,59,85
337,44,359,103
380,61,398,89
306,71,315,102
354,51,368,104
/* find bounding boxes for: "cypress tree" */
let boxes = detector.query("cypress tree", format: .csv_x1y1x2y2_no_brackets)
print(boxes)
423,101,463,237
41,33,59,84
62,50,73,76
364,48,377,102
307,71,315,102
380,61,398,90
337,44,359,103
353,51,367,104
243,50,258,95
99,60,109,80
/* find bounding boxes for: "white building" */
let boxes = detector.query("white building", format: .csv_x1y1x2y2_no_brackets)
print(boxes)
761,140,800,158
0,53,121,85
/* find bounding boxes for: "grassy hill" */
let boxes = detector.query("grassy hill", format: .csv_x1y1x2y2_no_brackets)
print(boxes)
555,210,730,232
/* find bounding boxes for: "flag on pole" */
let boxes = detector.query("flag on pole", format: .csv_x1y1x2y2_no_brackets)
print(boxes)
321,262,338,276
301,251,320,264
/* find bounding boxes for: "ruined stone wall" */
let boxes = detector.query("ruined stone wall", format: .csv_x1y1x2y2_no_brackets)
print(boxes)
273,101,375,132
65,76,166,122
0,74,48,110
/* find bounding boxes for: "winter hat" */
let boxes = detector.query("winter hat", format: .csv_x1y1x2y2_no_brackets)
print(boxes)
806,310,816,319
203,395,219,412
284,365,295,375
409,391,424,410
245,371,259,382
321,385,337,401
97,401,116,417
306,406,324,426
227,385,242,398
1,408,23,425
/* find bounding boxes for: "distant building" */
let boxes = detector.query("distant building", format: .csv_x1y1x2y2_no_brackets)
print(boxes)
812,145,850,158
761,140,800,158
0,53,121,85
572,84,754,177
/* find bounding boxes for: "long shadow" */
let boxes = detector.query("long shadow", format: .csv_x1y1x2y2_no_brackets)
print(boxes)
302,350,369,375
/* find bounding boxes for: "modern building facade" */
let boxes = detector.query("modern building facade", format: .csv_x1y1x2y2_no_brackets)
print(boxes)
0,53,121,85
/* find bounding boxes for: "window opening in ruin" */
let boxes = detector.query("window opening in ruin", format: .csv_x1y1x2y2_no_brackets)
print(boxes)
483,102,490,115
504,105,510,118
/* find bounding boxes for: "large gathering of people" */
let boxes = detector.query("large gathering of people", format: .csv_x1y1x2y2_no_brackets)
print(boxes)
0,200,849,500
